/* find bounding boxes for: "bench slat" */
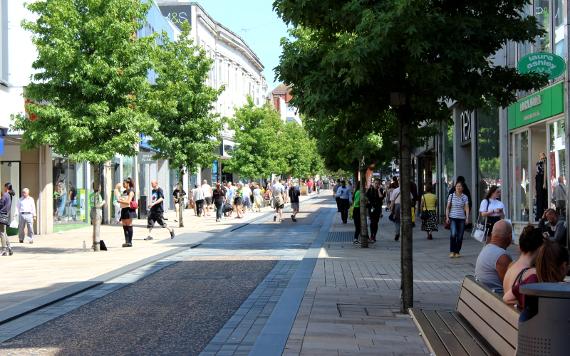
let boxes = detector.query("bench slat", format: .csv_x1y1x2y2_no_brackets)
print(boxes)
461,277,519,328
423,310,469,356
438,311,492,356
458,289,518,345
457,301,516,356
409,308,451,356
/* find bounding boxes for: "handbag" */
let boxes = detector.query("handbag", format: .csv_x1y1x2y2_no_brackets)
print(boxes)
420,197,429,220
129,200,138,210
0,212,9,226
472,199,490,243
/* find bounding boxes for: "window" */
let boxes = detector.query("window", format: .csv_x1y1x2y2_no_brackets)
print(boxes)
477,108,500,203
535,0,551,52
548,119,566,209
554,0,566,58
0,0,7,84
513,131,530,221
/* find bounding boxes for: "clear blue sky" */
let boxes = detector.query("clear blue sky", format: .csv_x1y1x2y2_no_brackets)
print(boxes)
195,0,289,90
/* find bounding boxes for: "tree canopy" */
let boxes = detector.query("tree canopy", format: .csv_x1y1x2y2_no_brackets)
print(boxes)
14,0,156,163
146,23,223,175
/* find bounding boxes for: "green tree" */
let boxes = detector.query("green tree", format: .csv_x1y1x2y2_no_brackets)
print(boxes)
225,100,287,180
274,0,547,310
282,121,323,178
147,23,223,227
13,0,156,251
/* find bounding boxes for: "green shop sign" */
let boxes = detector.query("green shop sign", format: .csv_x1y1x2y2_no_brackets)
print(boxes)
517,52,566,80
508,82,564,130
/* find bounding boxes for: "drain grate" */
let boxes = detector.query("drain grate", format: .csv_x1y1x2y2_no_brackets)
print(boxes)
326,231,354,242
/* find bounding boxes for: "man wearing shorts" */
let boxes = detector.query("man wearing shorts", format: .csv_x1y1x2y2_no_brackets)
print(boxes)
145,180,174,240
272,179,286,222
289,182,300,222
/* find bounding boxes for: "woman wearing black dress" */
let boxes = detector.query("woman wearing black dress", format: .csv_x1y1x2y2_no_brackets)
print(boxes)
119,177,137,247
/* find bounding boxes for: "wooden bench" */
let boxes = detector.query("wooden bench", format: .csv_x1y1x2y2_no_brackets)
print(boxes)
409,276,520,356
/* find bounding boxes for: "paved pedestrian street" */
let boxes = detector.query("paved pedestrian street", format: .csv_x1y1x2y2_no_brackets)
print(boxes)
0,194,520,355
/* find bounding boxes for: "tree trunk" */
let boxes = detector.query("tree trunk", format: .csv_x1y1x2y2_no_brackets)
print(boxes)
399,119,414,312
359,158,369,248
91,163,101,252
178,167,184,228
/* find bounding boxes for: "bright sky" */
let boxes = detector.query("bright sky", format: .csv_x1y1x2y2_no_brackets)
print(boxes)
195,0,289,90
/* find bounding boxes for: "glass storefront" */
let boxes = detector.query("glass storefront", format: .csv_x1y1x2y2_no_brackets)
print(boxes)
444,123,454,192
535,0,551,52
52,157,87,224
513,131,530,222
548,119,567,210
477,108,501,203
0,161,20,219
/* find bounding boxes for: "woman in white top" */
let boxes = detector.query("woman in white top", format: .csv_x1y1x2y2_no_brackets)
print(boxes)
479,186,505,241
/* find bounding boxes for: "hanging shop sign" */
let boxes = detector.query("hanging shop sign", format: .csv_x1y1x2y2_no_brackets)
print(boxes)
517,52,566,80
507,82,564,130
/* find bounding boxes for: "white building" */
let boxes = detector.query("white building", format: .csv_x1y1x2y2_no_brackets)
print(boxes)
157,1,268,182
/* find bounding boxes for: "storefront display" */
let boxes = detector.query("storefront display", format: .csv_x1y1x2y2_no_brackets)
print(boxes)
52,157,87,225
508,82,566,224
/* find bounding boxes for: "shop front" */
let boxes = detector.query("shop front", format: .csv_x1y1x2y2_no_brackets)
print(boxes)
52,156,89,228
508,82,566,232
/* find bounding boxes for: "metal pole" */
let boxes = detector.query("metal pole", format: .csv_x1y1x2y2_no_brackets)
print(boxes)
563,1,570,247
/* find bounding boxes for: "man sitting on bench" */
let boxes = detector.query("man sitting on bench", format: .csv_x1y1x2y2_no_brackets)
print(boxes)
474,220,513,292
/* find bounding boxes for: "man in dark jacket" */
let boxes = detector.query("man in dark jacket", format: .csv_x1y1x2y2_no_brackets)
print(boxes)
366,179,384,242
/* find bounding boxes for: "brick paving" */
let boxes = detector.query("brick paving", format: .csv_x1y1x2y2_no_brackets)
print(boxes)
279,205,520,355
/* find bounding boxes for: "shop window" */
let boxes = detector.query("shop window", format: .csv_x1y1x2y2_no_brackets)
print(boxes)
53,158,87,224
444,123,454,192
514,131,530,221
0,161,20,218
477,108,500,203
554,0,567,58
535,0,551,52
548,119,566,212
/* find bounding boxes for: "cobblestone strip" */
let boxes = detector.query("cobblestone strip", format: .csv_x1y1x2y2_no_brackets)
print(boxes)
199,260,301,356
0,259,177,343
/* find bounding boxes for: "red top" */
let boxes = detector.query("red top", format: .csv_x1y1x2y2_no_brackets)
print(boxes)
512,272,539,310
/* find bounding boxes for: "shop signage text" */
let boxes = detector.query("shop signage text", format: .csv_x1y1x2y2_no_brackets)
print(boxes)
508,82,564,130
517,52,566,80
460,111,471,144
158,5,192,30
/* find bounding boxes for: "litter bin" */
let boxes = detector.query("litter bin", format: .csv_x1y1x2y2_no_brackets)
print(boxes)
518,283,570,355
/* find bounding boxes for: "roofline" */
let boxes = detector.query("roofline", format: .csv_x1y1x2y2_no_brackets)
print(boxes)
157,1,264,72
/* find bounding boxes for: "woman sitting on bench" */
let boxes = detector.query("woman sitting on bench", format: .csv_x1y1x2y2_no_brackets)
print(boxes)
504,241,569,312
502,225,544,300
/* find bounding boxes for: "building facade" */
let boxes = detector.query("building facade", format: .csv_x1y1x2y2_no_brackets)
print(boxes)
157,1,268,183
271,84,302,124
429,0,569,244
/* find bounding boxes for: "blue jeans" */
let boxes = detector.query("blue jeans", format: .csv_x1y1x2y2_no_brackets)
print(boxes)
450,218,465,253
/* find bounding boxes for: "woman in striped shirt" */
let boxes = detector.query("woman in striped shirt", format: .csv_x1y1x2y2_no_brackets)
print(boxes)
446,182,470,258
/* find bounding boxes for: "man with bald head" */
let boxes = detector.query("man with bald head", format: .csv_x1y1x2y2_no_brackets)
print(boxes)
145,180,174,241
475,220,513,291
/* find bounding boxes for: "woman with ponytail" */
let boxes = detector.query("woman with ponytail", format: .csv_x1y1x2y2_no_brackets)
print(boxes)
118,178,137,247
0,182,14,256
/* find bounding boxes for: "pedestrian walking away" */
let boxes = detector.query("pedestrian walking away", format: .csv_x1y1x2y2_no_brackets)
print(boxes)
145,180,174,241
172,183,186,222
366,179,383,242
252,183,263,212
212,183,226,222
118,178,137,247
446,182,470,258
17,188,36,244
113,183,122,224
420,184,438,240
478,185,505,243
272,179,286,222
192,184,205,217
352,183,362,244
333,179,341,212
335,180,351,224
0,182,15,256
289,181,300,222
202,180,213,216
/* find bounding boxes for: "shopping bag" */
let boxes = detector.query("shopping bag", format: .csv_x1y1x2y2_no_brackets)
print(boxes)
9,217,18,229
472,217,487,243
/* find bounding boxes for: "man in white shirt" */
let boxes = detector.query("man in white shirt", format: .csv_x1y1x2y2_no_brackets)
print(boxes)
17,188,36,244
201,180,213,217
335,181,351,224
